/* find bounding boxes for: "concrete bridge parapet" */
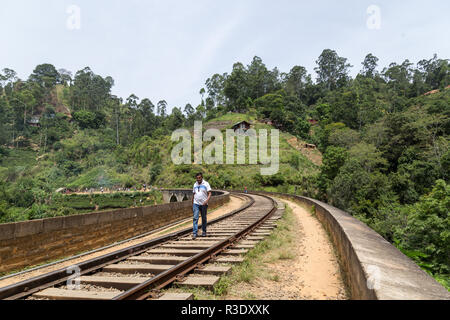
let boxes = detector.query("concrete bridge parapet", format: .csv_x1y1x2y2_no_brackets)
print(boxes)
241,190,450,300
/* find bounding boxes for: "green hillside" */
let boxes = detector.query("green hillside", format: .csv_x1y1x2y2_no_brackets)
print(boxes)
0,109,320,221
0,52,448,287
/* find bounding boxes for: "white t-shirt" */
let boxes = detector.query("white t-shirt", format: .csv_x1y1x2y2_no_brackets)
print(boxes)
193,180,212,205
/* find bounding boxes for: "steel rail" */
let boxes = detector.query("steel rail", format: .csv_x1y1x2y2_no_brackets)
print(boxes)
113,193,278,300
0,193,255,300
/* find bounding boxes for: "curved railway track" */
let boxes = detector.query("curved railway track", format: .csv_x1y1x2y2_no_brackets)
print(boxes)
0,192,284,300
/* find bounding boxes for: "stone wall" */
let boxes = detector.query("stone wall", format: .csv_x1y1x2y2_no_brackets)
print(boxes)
0,191,229,274
250,191,450,300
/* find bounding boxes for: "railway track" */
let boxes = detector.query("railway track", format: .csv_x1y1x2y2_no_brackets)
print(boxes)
0,193,284,300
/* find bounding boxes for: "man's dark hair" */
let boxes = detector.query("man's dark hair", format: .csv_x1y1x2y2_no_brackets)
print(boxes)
196,172,203,178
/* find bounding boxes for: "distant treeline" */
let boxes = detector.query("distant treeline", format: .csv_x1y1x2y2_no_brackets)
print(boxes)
0,50,448,287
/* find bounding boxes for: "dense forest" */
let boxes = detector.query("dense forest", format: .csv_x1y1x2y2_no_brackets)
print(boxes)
0,50,448,287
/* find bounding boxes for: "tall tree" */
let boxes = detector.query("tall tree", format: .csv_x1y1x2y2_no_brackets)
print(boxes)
246,56,269,99
184,103,194,117
0,97,11,145
167,107,185,131
199,88,206,103
71,67,113,111
14,89,36,126
315,49,353,91
108,96,122,145
417,54,449,90
205,73,227,106
0,68,18,87
137,98,157,136
223,62,248,112
245,56,282,100
126,94,139,109
29,64,60,89
58,69,73,85
139,98,154,115
157,100,167,117
360,53,379,78
382,60,414,95
283,65,312,102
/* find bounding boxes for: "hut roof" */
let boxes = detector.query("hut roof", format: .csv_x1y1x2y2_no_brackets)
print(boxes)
232,121,251,128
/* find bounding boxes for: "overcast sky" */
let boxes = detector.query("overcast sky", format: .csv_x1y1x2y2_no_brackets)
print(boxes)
1,0,449,111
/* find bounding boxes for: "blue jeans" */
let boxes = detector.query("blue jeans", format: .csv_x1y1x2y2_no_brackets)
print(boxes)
193,204,208,236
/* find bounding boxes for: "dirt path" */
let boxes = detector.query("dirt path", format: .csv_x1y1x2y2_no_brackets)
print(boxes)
0,195,247,288
226,198,348,300
281,199,347,299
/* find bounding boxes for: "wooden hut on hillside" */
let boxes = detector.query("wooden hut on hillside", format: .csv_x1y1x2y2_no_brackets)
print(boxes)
232,121,251,133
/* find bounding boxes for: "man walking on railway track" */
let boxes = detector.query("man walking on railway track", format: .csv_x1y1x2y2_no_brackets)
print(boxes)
192,173,212,240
